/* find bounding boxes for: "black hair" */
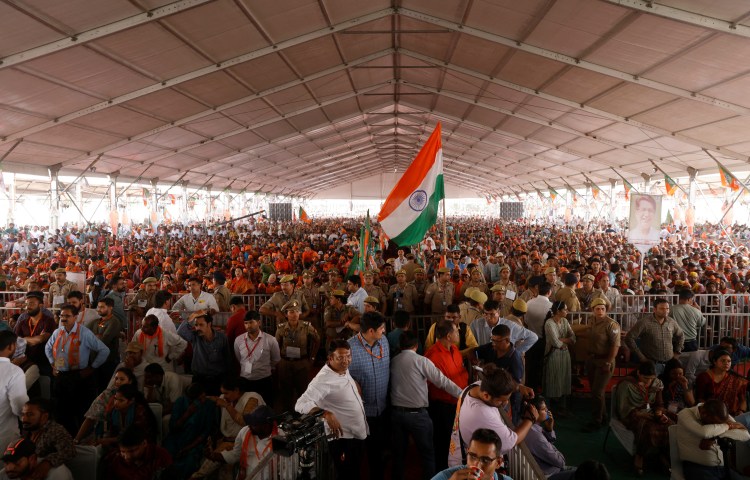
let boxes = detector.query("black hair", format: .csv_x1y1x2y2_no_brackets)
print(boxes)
538,282,552,296
0,331,17,352
144,363,165,375
143,314,159,328
347,275,361,287
436,320,456,339
59,303,79,316
483,300,500,311
230,296,245,306
479,363,516,398
399,331,419,350
119,425,146,447
25,398,52,414
469,428,502,455
491,324,510,337
97,297,115,308
393,310,410,329
244,310,261,322
114,367,138,386
66,290,83,300
154,290,172,308
221,376,242,391
327,339,351,356
360,312,384,333
446,304,460,314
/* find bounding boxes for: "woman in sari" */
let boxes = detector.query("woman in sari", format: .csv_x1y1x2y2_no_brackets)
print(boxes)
164,382,218,478
99,383,158,450
543,301,576,414
695,349,748,416
74,367,137,444
615,360,673,475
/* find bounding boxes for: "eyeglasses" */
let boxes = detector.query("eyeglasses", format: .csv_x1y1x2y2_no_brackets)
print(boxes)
59,314,74,318
466,452,497,466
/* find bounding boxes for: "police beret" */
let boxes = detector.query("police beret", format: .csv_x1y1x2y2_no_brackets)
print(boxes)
544,267,556,275
511,298,527,313
499,265,510,272
55,268,66,274
364,296,380,305
279,275,295,283
590,298,607,308
142,277,158,284
468,290,488,304
396,270,407,276
582,274,595,282
490,284,506,292
331,289,347,298
415,268,425,274
437,267,450,274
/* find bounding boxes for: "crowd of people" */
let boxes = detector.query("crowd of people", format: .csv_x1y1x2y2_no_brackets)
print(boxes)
0,216,749,479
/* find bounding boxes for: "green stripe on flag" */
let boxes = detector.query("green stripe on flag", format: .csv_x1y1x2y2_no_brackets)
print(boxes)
390,175,444,246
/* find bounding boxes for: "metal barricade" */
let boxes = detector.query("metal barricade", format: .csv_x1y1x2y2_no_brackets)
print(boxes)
249,437,333,480
500,409,546,480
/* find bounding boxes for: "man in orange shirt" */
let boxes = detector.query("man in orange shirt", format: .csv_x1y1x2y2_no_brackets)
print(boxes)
425,320,469,471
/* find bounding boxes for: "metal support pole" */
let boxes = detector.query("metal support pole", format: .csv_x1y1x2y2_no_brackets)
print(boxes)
151,179,159,226
181,182,189,223
641,173,651,192
109,175,117,212
75,181,83,227
687,167,697,211
8,173,16,226
610,179,616,223
206,184,213,225
49,167,60,230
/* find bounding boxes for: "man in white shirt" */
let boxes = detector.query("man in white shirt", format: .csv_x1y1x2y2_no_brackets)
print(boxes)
205,405,274,480
675,399,750,478
296,339,368,479
0,332,28,459
172,278,219,316
145,290,178,336
234,312,280,405
131,314,187,372
345,275,367,314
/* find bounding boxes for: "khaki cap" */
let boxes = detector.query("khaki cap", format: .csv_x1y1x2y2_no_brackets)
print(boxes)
415,268,425,274
363,270,376,276
499,265,510,272
125,342,144,353
490,284,506,292
544,267,556,275
582,274,595,282
302,270,313,278
281,300,301,312
331,289,347,297
55,268,66,274
142,277,158,284
511,298,527,313
437,267,450,274
279,274,295,283
364,296,380,305
386,258,396,265
590,298,607,308
396,269,407,276
468,290,488,304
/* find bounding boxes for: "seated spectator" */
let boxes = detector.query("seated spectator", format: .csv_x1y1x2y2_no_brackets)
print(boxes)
614,361,673,475
109,342,146,390
0,438,72,480
192,377,264,479
98,384,157,450
142,363,184,415
433,428,511,480
474,324,524,424
675,398,750,480
164,383,217,479
105,425,172,480
132,314,187,372
524,396,576,480
712,336,750,372
200,405,275,480
659,358,695,415
20,399,76,480
75,367,137,444
695,349,747,416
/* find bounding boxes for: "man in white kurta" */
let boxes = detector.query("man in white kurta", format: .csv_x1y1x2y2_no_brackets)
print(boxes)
0,331,29,459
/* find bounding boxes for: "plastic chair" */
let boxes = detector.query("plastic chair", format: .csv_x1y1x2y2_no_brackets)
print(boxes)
668,424,685,480
67,445,102,480
603,382,636,455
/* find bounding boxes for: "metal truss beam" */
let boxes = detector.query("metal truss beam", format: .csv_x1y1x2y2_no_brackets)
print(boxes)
0,7,395,146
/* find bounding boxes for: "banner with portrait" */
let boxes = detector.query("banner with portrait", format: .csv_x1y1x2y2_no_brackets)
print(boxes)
628,193,662,251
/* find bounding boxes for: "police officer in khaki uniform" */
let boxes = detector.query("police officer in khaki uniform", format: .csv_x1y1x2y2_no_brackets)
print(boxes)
492,265,517,317
424,267,454,318
49,268,79,308
319,269,346,309
299,270,323,335
555,272,581,313
364,296,380,314
583,297,621,432
363,270,387,315
388,270,418,314
576,274,610,312
323,290,360,347
505,298,528,327
260,274,309,325
459,288,486,325
128,276,159,316
275,300,320,412
409,267,430,314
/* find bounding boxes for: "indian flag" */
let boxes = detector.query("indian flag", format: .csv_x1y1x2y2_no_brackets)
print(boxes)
378,123,445,246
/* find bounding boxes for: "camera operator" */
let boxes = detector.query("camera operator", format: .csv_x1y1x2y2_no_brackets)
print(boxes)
295,339,367,479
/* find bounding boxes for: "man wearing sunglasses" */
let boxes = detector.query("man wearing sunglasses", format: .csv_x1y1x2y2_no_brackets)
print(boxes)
432,428,510,480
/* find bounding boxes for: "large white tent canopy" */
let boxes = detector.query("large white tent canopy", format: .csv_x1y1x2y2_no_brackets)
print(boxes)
2,0,750,201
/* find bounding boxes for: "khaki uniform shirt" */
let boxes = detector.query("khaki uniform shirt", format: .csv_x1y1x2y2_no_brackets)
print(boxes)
262,291,309,317
589,316,621,357
492,281,518,317
388,283,418,313
424,281,455,315
128,290,156,312
213,285,232,312
364,284,387,312
459,280,489,298
459,303,483,325
49,280,79,307
555,286,581,313
575,287,610,312
323,304,360,340
276,321,320,358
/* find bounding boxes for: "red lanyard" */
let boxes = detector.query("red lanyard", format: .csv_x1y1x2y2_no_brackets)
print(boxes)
356,334,383,359
244,334,262,358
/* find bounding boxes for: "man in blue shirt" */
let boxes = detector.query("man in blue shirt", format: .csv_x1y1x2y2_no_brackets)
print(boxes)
348,312,389,480
177,312,229,396
432,428,511,480
44,303,109,435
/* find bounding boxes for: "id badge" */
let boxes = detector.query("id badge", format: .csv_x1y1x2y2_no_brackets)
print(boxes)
668,401,678,414
138,300,147,308
286,346,301,359
240,361,253,378
54,357,65,369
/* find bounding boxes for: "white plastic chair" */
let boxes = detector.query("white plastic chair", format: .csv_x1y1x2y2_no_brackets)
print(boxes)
668,424,685,480
603,382,636,455
67,445,102,480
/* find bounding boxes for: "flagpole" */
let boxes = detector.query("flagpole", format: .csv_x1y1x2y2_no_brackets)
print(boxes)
649,160,688,196
442,198,447,253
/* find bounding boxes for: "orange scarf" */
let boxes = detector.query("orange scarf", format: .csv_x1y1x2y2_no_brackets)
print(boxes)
239,426,275,479
138,327,164,357
53,328,81,368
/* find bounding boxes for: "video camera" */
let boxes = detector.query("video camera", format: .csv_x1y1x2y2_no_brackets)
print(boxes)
271,410,327,457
